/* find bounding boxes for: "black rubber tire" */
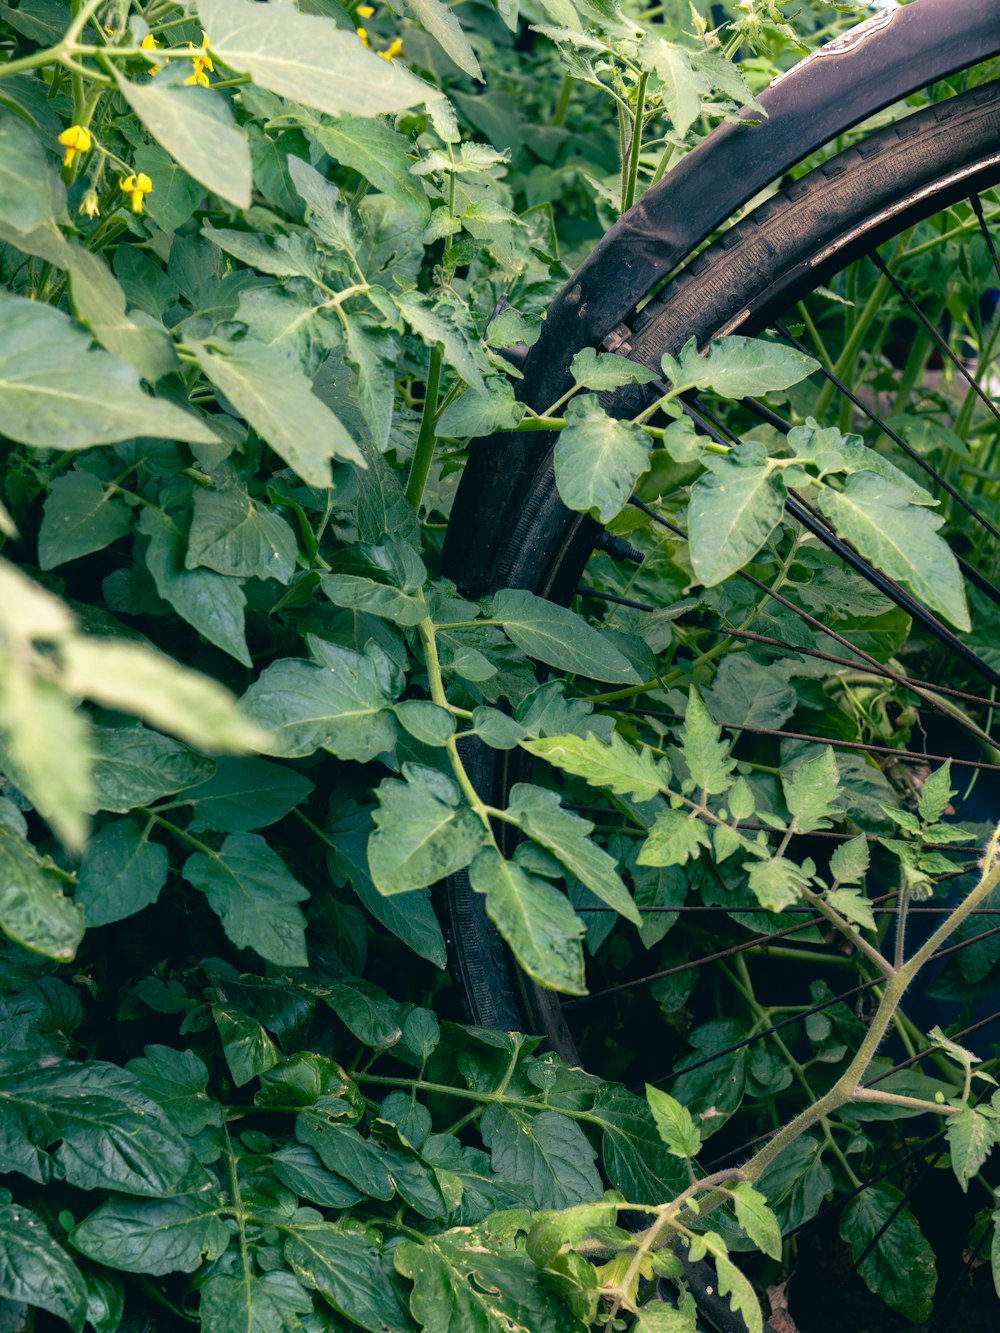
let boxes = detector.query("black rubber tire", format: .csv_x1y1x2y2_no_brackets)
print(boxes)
441,78,1000,1052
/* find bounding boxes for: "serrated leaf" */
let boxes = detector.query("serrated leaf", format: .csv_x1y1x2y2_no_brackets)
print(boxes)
189,334,363,486
830,834,869,886
309,115,429,222
0,297,217,450
840,1183,936,1322
521,731,667,802
714,1250,763,1333
368,763,488,894
199,0,435,117
783,747,840,832
469,848,586,994
681,687,736,796
38,470,132,570
71,1195,229,1276
199,1271,313,1333
746,856,811,912
827,887,876,931
115,73,251,208
569,346,658,392
816,472,969,631
284,1221,411,1332
183,832,308,967
731,1182,782,1260
492,588,641,684
590,1084,688,1204
326,801,446,966
480,1104,601,1209
946,1107,996,1192
396,291,488,396
917,761,955,825
75,819,168,927
0,826,85,961
0,1055,199,1195
554,394,651,523
240,646,400,760
507,783,641,924
187,484,297,584
139,506,250,666
661,335,818,400
689,446,784,586
0,1201,87,1330
637,809,710,868
646,1085,701,1157
639,36,705,136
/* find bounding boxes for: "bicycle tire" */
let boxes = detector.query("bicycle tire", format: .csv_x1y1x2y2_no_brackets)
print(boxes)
442,76,1000,1044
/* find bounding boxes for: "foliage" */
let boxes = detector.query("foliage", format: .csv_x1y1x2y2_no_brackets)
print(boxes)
1,0,1000,1329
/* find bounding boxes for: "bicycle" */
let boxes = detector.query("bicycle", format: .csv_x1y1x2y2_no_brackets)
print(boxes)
437,1,1000,1326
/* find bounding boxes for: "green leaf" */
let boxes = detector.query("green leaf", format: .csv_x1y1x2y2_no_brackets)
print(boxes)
198,0,435,117
115,73,251,209
322,980,403,1048
212,1006,280,1086
368,763,488,894
126,1045,222,1136
829,834,869,885
240,644,400,760
199,1271,313,1333
783,747,840,832
187,756,313,833
64,641,264,753
946,1108,996,1192
569,346,658,392
746,856,811,912
714,1250,763,1333
38,470,132,570
645,1085,701,1158
86,725,214,814
840,1183,936,1322
827,887,876,931
681,687,736,796
285,1221,411,1331
0,297,217,450
703,654,796,729
75,819,168,927
816,472,970,631
688,445,785,586
326,801,446,966
661,335,819,399
472,706,526,750
521,731,667,802
71,1195,229,1276
590,1084,688,1204
755,1133,833,1232
395,1220,580,1332
731,1181,782,1260
394,700,457,746
0,1055,199,1195
554,394,651,523
0,1201,86,1330
308,115,430,222
491,588,641,684
0,826,84,962
507,783,641,925
139,506,250,666
918,761,956,825
481,1104,600,1209
402,0,482,78
187,484,297,583
272,1143,363,1208
321,572,426,625
637,808,711,868
469,848,586,994
639,37,704,136
296,1117,394,1199
0,107,63,232
395,291,488,396
189,335,363,486
183,832,308,967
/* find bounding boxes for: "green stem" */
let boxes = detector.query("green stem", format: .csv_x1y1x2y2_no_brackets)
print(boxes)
622,71,649,214
405,342,443,511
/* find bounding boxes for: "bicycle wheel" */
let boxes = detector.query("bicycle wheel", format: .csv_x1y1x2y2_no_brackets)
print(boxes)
441,75,1000,1329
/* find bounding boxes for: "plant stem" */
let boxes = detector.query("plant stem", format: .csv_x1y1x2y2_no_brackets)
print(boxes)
622,71,649,214
405,342,443,511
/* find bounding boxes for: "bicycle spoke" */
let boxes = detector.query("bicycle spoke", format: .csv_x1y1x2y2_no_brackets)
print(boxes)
971,193,1000,284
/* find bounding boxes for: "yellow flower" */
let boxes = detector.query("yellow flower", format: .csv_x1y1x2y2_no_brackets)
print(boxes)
141,32,161,75
57,124,92,169
356,4,374,15
120,172,152,214
184,33,214,85
184,64,211,86
378,36,403,60
79,187,100,219
356,25,369,45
